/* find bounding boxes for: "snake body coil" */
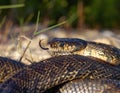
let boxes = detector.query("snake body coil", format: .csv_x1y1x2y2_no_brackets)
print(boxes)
1,55,120,93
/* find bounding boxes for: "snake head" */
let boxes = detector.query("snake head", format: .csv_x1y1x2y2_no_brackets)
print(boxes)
39,38,87,56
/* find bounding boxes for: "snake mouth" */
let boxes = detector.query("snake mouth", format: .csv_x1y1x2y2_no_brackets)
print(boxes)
39,38,87,56
39,40,49,50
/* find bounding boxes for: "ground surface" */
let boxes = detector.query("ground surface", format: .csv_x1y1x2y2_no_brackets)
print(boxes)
0,27,120,64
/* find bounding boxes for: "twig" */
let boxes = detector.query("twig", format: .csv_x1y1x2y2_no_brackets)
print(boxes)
19,40,31,62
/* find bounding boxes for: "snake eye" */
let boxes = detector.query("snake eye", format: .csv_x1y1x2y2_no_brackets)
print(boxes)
50,43,54,48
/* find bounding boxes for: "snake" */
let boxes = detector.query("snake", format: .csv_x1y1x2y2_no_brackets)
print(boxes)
39,38,120,65
1,55,120,93
0,38,120,93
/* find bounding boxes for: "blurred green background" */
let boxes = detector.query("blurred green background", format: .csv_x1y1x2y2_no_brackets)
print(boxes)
0,0,120,29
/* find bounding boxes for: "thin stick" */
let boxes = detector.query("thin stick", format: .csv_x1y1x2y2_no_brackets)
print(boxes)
19,40,31,62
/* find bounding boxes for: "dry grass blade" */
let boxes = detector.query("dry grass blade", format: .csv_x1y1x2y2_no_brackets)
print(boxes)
0,4,24,9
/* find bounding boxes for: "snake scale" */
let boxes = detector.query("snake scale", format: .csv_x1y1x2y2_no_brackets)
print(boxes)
0,38,120,93
59,79,120,93
0,57,25,83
